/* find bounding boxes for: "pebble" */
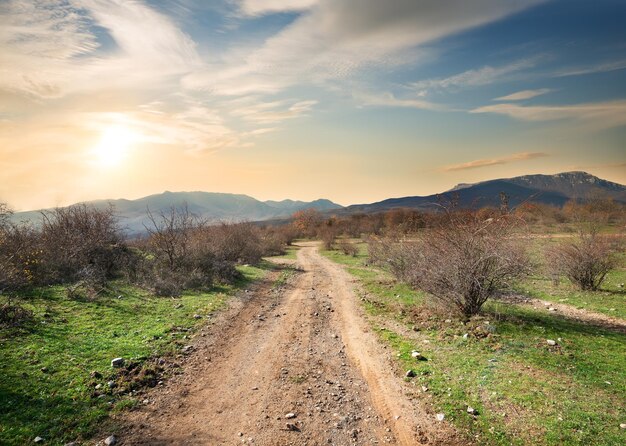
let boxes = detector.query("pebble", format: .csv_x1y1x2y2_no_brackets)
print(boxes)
111,358,124,368
467,406,476,415
285,413,296,419
34,437,44,443
405,370,416,378
436,413,445,421
193,314,202,319
546,340,557,346
620,423,626,429
104,435,117,446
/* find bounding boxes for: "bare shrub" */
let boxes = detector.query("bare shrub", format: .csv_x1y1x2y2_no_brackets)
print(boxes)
375,212,529,317
40,204,123,285
144,205,199,270
546,231,618,291
0,300,34,327
337,239,358,257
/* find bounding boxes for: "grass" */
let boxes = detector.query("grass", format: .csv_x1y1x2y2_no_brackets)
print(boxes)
0,263,269,446
322,240,626,446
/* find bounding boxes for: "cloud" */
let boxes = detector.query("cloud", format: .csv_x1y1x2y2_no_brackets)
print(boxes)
354,91,445,111
230,99,318,123
410,59,538,93
494,88,552,101
237,0,318,16
184,0,545,96
0,0,200,98
443,152,549,171
551,59,626,78
470,100,626,129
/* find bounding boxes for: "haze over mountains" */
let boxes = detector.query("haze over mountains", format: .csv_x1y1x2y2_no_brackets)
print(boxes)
11,172,625,234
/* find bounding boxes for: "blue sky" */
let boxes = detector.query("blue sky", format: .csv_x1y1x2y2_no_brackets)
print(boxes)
0,0,625,209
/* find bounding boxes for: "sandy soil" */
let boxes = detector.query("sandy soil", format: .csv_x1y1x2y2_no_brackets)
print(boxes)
113,242,460,446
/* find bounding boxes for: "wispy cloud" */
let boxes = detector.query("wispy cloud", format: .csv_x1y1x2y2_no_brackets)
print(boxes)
552,59,626,78
410,59,538,93
185,0,545,96
443,152,549,171
471,100,626,129
236,0,318,16
494,89,551,101
354,91,445,111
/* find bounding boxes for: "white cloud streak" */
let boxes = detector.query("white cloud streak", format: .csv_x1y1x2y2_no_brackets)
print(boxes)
494,88,552,101
471,100,626,129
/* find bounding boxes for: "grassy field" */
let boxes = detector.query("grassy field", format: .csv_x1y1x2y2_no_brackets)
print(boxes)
323,240,626,446
0,264,269,446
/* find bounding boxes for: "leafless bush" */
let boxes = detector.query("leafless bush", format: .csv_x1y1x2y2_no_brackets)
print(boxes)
0,299,34,327
337,239,358,257
546,231,618,291
373,212,529,317
40,204,123,285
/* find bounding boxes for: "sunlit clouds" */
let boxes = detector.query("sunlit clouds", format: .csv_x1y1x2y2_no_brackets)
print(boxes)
0,0,625,210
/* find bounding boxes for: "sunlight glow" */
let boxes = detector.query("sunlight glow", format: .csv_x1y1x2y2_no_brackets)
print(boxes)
91,125,137,167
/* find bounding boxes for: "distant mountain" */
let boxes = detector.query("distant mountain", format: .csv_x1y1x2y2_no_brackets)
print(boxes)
11,191,342,235
346,172,626,213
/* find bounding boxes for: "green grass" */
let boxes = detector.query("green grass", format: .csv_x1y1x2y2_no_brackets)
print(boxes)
0,264,269,446
323,242,626,446
272,245,300,261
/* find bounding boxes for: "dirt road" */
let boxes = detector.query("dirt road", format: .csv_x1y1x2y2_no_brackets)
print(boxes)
117,242,456,446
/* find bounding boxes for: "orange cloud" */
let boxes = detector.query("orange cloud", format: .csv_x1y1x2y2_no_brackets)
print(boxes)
443,152,548,171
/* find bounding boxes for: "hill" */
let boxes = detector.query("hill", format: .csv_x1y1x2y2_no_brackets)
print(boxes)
11,192,342,235
345,171,626,213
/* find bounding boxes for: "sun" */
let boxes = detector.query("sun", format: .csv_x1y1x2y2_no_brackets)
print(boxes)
91,125,136,167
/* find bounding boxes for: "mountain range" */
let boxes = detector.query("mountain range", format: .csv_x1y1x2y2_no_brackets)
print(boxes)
10,172,625,234
344,171,626,213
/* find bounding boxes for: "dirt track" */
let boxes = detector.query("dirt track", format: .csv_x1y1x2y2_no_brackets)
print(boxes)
117,242,458,446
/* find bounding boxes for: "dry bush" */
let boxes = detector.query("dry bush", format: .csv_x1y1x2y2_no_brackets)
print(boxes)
40,204,123,285
546,231,618,291
337,239,358,257
373,211,530,317
0,299,34,327
0,221,41,292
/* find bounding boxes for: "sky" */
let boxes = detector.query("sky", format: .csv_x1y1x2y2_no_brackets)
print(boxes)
1,0,625,210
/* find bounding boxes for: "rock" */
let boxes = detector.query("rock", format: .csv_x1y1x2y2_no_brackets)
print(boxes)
104,435,117,446
444,319,452,323
467,406,476,415
546,339,557,346
193,314,202,319
436,413,445,421
411,351,425,360
40,367,48,373
405,370,416,378
182,345,193,354
421,386,429,392
285,413,296,419
34,437,44,443
107,380,116,388
111,358,124,368
462,333,469,339
286,423,300,431
95,384,102,390
620,423,626,429
548,307,557,312
90,370,102,379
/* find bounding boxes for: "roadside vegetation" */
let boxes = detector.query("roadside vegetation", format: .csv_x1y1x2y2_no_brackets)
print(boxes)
0,203,292,445
1,197,624,445
320,199,625,445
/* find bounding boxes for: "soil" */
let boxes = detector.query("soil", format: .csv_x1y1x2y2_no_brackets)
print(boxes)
113,242,462,446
